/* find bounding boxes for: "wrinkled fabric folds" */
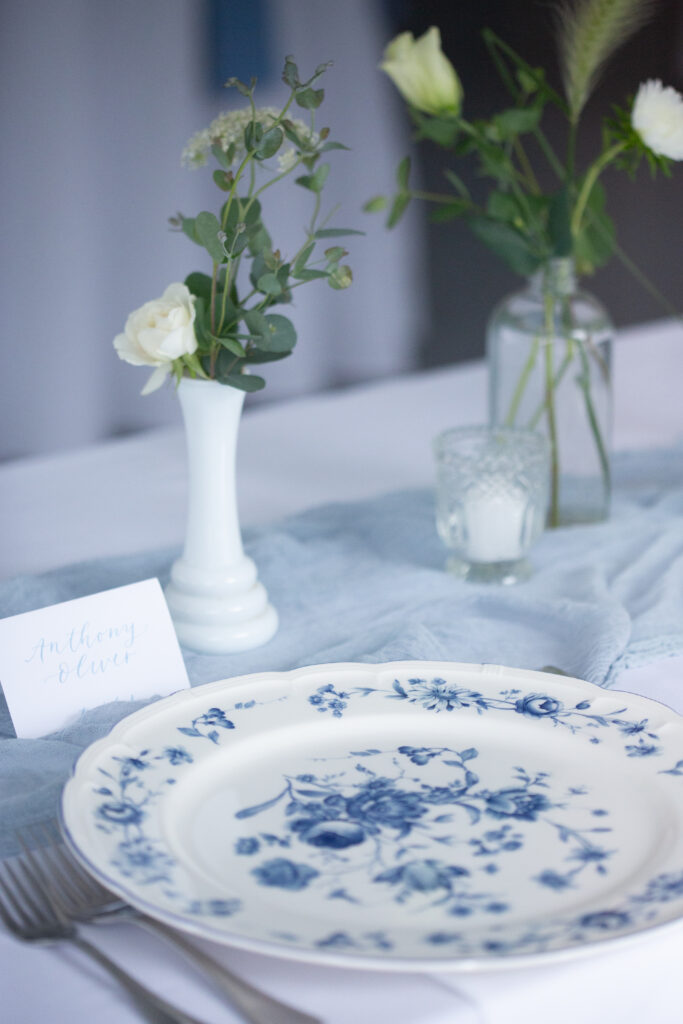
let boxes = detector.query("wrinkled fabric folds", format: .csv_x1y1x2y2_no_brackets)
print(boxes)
1,447,682,856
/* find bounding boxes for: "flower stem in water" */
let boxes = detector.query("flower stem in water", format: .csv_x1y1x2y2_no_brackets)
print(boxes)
505,333,540,426
544,292,560,527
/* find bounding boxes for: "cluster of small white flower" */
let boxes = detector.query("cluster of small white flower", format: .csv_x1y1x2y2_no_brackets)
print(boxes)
181,106,319,172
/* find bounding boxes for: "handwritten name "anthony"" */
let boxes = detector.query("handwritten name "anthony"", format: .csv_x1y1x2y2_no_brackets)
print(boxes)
25,621,138,684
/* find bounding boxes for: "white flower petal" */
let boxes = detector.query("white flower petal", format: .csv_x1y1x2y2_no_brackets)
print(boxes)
141,365,170,395
381,26,462,117
113,282,197,391
632,79,683,160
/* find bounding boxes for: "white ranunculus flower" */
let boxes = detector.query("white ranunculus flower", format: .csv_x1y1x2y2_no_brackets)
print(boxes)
632,79,683,160
380,27,462,118
114,283,197,394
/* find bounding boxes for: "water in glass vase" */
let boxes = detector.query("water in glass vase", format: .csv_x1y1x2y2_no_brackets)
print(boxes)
487,258,612,527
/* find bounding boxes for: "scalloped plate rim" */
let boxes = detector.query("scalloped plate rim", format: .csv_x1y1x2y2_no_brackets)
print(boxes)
59,660,683,972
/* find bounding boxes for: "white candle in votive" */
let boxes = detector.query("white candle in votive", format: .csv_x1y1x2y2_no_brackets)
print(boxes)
462,485,527,563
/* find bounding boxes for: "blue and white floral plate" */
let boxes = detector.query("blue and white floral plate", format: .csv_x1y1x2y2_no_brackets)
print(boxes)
60,661,683,970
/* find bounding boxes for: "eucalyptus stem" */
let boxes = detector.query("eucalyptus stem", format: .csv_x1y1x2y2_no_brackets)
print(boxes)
209,261,218,337
543,290,560,527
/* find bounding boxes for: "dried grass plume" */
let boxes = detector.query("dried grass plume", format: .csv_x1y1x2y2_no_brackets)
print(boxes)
557,0,657,121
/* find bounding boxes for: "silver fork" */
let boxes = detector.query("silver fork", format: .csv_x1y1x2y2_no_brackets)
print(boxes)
22,824,321,1024
0,851,212,1024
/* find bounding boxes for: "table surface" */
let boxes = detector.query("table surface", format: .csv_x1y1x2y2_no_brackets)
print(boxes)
2,318,683,1023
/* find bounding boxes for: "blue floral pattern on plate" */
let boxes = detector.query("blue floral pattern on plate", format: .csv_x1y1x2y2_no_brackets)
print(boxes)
61,662,683,968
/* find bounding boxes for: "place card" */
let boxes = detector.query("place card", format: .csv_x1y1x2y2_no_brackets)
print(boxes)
0,579,190,739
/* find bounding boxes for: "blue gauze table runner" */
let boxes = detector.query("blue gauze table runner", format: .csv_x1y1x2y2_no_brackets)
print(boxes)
1,447,682,856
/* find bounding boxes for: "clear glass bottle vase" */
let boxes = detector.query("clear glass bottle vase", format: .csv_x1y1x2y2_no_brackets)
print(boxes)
487,258,613,526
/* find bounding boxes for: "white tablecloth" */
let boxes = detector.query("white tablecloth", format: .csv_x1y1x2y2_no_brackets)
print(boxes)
2,319,683,1023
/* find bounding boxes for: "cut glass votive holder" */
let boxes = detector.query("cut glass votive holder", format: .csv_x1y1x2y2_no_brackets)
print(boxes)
433,426,550,584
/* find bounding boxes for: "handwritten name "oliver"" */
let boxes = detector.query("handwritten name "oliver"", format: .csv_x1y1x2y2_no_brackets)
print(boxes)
25,621,138,685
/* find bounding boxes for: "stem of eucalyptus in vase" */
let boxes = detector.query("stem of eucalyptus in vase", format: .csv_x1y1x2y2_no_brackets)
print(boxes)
114,56,358,397
368,2,683,526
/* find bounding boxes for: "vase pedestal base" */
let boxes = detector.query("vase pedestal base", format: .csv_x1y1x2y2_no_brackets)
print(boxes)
165,554,278,654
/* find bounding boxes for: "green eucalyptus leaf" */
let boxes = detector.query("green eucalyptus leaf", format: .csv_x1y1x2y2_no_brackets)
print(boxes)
282,121,304,148
260,313,297,352
226,228,249,258
249,254,268,290
195,211,226,262
244,120,264,151
255,126,283,160
181,217,200,244
295,86,324,110
478,144,514,183
224,76,252,98
443,168,470,199
319,140,350,152
468,215,541,275
243,198,262,225
487,191,520,223
218,336,247,358
248,225,272,256
282,56,300,89
324,246,346,263
243,308,269,343
256,272,282,296
314,227,364,238
191,295,212,350
492,106,541,139
396,156,411,189
363,196,389,213
213,169,233,191
328,264,353,290
387,193,410,229
181,352,208,379
293,268,329,281
412,113,459,147
184,272,213,303
277,263,290,286
244,348,292,364
222,372,266,392
517,67,540,93
220,200,240,234
218,292,240,326
429,202,468,223
295,163,330,193
293,241,315,274
211,143,231,169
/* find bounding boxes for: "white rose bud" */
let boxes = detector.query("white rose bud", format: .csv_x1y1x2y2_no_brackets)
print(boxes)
114,282,197,394
632,79,683,161
380,27,462,118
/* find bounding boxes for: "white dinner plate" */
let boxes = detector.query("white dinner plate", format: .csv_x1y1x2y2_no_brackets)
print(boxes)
61,661,683,970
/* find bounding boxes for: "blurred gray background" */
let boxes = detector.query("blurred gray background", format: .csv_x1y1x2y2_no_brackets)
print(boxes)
1,0,681,462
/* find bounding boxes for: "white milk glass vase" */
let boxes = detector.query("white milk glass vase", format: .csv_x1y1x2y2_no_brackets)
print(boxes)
487,258,613,527
164,378,278,654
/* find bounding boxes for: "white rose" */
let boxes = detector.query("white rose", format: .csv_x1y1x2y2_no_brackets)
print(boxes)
380,27,462,118
632,79,683,161
114,282,197,394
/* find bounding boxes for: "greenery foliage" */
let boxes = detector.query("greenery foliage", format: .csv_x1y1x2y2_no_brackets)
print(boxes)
369,3,673,281
171,57,358,392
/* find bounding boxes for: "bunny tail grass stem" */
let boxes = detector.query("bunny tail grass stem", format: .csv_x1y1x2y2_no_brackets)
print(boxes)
557,0,657,122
